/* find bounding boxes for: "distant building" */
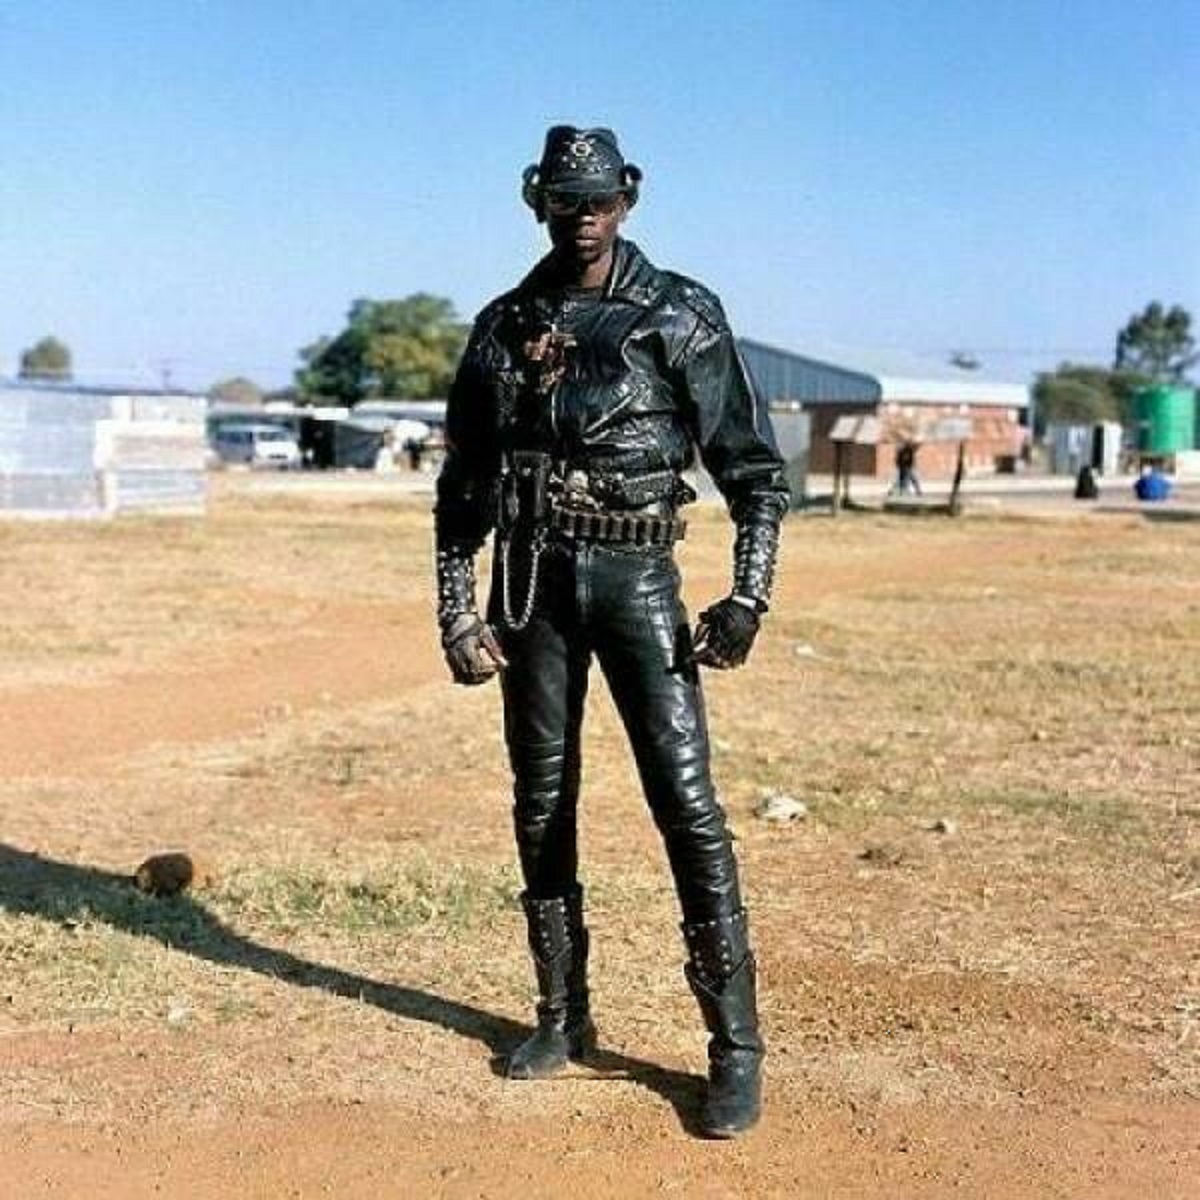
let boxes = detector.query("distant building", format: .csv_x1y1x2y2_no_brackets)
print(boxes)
738,340,1029,480
0,381,207,517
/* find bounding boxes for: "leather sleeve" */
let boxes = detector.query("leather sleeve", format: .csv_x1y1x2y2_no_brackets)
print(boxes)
434,314,502,628
673,292,789,609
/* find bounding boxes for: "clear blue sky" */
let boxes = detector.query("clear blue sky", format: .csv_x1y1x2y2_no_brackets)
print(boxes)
1,0,1197,389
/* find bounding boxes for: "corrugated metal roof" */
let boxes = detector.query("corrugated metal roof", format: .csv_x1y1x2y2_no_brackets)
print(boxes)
738,339,1029,409
738,340,881,405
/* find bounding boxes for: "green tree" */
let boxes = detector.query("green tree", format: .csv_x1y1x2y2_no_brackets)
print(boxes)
1114,302,1196,382
209,376,264,406
296,294,467,404
19,335,72,381
1031,363,1150,434
1033,365,1118,431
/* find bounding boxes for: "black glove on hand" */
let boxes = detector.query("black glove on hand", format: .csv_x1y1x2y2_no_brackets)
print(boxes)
442,613,508,686
692,598,761,669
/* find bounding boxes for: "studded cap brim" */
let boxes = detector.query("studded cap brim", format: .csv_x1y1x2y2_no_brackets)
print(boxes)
539,173,638,194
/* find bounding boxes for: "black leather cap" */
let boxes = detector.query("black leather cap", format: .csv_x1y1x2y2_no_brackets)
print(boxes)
522,126,642,213
540,126,628,191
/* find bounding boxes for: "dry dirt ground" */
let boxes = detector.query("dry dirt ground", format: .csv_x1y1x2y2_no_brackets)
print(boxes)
1,474,1198,1198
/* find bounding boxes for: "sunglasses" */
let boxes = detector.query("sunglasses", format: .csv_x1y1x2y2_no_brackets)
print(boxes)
543,190,626,218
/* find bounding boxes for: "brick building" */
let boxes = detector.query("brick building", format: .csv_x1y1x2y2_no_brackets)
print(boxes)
738,340,1029,480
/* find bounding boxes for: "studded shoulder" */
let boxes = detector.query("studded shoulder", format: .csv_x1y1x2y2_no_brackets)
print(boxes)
473,289,520,336
662,272,729,333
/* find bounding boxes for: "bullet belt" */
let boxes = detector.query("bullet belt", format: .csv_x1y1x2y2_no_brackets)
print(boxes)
549,501,686,546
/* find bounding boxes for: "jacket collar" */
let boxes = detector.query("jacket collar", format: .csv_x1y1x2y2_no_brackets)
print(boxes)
517,238,665,308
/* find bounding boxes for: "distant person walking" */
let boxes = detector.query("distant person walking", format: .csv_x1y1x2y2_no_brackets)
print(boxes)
892,441,922,496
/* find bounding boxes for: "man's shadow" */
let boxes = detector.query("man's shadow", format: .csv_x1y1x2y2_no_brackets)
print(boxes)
0,844,704,1132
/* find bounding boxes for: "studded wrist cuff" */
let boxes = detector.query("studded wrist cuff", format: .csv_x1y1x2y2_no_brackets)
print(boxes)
733,517,781,611
436,545,478,632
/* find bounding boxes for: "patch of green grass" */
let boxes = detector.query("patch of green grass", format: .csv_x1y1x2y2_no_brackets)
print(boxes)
960,785,1153,842
0,854,532,1023
213,858,522,936
8,876,225,949
0,910,182,1020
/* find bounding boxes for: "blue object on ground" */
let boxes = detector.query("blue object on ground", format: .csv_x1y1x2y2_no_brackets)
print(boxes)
1134,471,1172,502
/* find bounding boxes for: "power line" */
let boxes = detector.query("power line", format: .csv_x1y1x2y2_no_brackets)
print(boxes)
926,347,1112,357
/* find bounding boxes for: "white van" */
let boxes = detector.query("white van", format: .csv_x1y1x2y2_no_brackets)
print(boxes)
212,423,301,469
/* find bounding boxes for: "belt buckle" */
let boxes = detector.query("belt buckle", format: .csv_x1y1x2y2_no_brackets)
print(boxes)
564,469,590,503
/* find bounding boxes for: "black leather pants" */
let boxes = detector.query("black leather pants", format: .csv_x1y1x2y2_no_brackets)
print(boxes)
492,537,744,922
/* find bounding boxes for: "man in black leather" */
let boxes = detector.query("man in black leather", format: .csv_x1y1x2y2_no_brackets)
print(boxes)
435,126,788,1138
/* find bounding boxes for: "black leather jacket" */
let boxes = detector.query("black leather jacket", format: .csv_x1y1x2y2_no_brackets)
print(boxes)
435,239,788,628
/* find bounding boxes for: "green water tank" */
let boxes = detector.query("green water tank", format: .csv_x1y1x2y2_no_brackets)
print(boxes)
1134,385,1196,453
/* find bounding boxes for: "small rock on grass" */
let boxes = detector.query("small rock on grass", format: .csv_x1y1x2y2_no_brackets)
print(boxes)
927,817,958,835
754,794,809,823
166,1002,191,1026
134,852,219,897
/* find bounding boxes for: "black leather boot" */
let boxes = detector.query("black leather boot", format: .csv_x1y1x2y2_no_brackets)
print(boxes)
682,909,765,1138
505,885,597,1079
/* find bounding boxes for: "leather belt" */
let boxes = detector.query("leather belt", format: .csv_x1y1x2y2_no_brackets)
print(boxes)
565,448,672,477
549,501,686,546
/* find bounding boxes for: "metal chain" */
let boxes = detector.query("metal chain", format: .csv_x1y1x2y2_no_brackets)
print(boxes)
501,528,545,632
